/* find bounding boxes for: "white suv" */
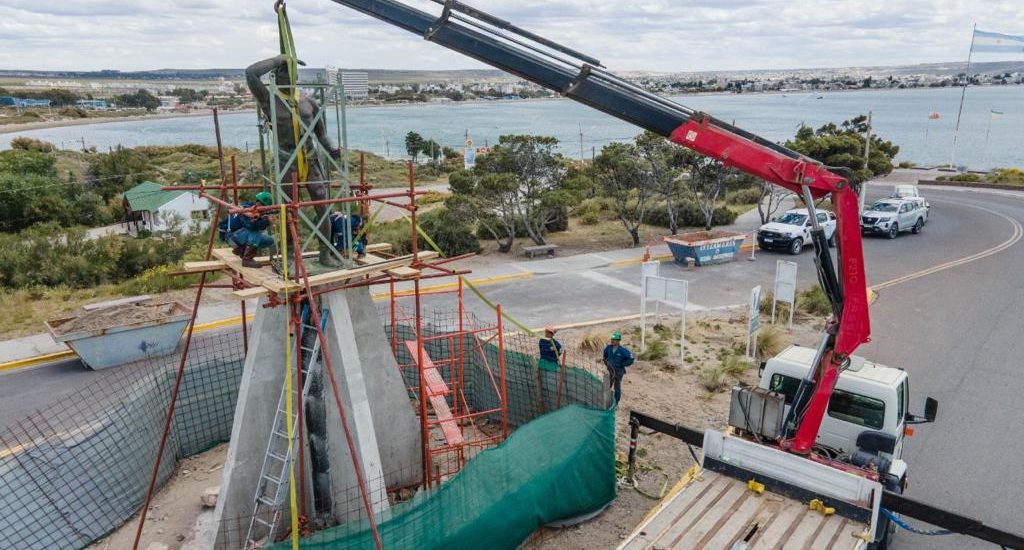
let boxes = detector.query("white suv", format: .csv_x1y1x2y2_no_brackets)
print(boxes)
861,198,928,239
757,208,837,255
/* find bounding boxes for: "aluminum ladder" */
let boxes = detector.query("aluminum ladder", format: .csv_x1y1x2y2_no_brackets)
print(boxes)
243,305,329,549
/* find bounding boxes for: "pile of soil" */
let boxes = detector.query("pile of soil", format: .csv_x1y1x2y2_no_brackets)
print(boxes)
52,302,181,336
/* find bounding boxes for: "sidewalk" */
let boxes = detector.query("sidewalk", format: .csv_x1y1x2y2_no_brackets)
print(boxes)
0,203,777,366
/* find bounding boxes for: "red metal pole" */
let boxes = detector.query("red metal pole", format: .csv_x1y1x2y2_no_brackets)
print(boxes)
390,277,397,359
131,113,231,550
497,304,508,440
414,276,430,488
408,160,419,263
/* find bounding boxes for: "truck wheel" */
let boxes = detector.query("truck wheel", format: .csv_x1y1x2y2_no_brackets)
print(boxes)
887,223,898,240
789,239,803,255
912,218,923,234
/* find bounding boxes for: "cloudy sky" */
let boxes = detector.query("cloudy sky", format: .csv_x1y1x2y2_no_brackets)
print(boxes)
1,0,1023,72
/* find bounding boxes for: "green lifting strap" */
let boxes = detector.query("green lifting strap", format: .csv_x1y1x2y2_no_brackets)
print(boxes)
275,2,308,183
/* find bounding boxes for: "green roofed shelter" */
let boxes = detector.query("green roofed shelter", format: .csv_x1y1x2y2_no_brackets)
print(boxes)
122,181,211,234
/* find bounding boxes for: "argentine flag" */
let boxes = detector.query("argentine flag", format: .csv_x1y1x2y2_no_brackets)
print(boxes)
972,30,1024,53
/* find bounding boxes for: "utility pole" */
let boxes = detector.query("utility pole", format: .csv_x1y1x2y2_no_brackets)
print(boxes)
860,111,872,215
578,123,584,161
385,140,389,159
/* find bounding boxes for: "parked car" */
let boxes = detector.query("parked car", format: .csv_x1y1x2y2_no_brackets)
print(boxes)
861,198,928,239
757,208,836,255
891,184,930,211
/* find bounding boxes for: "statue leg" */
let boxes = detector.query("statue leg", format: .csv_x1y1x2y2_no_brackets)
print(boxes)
307,166,343,268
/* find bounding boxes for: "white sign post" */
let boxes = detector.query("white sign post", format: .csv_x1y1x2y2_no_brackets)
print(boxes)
772,260,798,327
641,273,689,366
746,285,762,360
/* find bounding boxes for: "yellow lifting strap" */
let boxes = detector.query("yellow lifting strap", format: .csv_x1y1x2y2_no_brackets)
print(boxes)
276,2,308,184
278,202,300,550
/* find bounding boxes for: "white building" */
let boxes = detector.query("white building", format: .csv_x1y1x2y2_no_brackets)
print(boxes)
123,181,211,234
325,66,370,99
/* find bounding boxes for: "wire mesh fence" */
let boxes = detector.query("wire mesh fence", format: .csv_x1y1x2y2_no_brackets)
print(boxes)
0,329,245,550
0,302,614,550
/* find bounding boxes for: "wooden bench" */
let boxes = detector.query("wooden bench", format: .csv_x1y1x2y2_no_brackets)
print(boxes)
522,244,559,258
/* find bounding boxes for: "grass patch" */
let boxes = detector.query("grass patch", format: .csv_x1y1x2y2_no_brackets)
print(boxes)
756,325,783,358
577,331,606,354
698,366,729,392
416,190,449,205
638,339,669,361
720,354,749,377
798,286,831,316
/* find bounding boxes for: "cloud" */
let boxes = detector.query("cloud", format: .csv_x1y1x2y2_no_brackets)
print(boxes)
1,0,1022,72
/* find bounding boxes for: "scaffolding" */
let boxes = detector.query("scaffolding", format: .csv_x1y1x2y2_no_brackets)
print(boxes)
131,72,509,550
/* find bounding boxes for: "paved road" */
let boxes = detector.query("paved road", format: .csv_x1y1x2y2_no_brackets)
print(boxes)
2,183,1022,548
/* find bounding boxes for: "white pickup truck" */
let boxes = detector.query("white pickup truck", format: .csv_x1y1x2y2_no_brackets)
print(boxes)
620,346,938,550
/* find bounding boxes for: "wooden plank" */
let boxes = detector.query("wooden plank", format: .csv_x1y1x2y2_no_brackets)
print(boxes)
749,501,807,549
781,510,827,550
386,266,420,279
285,251,438,291
253,250,316,264
700,491,774,549
182,260,226,273
232,286,271,300
626,474,730,549
212,248,283,291
664,480,748,548
364,243,392,254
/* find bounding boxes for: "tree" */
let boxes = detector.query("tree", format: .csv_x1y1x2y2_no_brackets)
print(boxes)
685,156,728,231
447,171,518,252
422,138,443,166
113,89,160,111
475,135,571,246
786,115,899,184
635,131,687,234
591,142,654,246
170,87,207,104
405,131,424,162
21,88,82,106
86,146,155,201
757,180,790,224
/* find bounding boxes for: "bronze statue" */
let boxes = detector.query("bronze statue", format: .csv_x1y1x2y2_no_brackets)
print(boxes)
246,54,343,268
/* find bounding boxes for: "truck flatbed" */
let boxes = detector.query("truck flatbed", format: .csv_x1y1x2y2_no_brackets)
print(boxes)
619,468,869,550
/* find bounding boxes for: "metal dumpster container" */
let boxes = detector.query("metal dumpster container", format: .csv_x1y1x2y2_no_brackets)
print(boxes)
664,231,746,266
45,300,191,370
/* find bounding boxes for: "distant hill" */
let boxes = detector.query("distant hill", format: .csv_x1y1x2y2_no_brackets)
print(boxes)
1,61,1021,84
0,67,509,84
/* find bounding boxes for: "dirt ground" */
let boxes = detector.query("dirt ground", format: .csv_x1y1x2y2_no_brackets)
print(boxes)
85,307,824,550
523,310,824,549
89,444,227,550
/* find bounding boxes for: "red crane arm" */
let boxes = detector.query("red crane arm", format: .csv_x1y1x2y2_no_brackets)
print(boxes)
325,0,871,455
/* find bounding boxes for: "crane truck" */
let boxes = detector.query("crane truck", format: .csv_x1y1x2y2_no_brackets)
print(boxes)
311,1,1024,548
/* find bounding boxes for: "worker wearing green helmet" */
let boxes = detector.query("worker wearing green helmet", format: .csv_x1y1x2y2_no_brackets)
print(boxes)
223,191,276,268
602,331,634,405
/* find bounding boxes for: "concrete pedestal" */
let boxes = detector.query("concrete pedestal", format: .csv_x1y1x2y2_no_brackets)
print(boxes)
207,287,421,548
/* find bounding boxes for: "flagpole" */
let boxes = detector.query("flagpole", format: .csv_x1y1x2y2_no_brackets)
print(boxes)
950,23,977,168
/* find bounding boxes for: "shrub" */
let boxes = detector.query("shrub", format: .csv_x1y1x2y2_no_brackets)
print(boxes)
897,161,917,169
9,137,56,153
58,107,89,119
0,149,56,175
798,286,831,316
943,173,981,182
726,187,762,205
720,354,748,377
638,339,669,361
416,191,449,205
418,207,481,257
756,326,783,358
711,206,738,226
698,366,729,392
577,332,605,354
988,168,1024,185
580,211,600,225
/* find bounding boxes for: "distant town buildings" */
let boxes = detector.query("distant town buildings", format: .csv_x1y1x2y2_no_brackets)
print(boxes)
325,66,370,99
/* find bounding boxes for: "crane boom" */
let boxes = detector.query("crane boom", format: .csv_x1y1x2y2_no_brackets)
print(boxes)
326,0,870,453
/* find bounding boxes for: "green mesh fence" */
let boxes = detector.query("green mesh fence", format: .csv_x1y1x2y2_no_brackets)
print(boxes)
270,405,616,550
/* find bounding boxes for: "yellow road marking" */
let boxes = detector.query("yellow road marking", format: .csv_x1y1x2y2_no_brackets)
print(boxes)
371,271,533,299
871,205,1022,292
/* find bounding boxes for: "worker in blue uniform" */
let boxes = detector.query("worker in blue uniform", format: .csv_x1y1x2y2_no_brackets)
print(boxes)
602,332,634,404
227,191,276,268
538,326,562,371
330,212,366,258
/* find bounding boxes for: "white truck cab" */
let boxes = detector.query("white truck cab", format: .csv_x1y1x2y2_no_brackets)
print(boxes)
757,208,837,255
758,345,937,489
